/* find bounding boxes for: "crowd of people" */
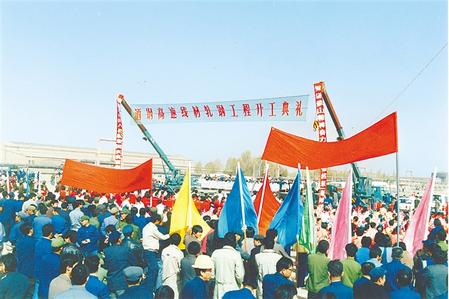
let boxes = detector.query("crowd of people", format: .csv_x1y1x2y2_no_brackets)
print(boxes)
0,174,447,299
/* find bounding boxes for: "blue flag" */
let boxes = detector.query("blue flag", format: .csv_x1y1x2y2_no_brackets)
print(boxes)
217,167,258,238
269,171,304,249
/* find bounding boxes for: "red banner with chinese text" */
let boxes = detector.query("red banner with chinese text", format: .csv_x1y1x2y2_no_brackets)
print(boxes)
115,98,124,168
261,113,398,170
61,159,152,193
314,82,328,203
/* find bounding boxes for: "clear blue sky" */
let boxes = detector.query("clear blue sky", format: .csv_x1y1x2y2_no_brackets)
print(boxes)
1,1,447,177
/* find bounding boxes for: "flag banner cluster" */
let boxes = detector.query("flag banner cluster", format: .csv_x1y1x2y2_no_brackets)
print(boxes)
269,171,303,249
170,167,211,250
129,95,308,124
262,112,398,170
217,167,258,238
61,159,152,193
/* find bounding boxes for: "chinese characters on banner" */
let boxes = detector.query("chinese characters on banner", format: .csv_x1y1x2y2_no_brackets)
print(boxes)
314,82,327,204
114,96,124,168
129,95,308,124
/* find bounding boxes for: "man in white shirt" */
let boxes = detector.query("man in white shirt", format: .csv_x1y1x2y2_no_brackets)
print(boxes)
141,214,169,296
255,238,282,298
68,200,84,231
161,233,184,298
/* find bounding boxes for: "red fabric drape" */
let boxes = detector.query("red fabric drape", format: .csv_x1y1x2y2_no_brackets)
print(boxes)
253,176,280,235
261,112,398,169
61,159,152,193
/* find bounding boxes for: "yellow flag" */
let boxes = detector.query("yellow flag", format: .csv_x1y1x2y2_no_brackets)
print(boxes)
169,167,211,249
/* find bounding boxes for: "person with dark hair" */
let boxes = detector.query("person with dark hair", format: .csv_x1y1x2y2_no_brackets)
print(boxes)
184,224,203,250
181,255,214,299
54,264,96,298
264,229,290,258
51,207,69,236
161,233,184,297
61,230,84,262
223,276,257,299
255,237,282,297
211,232,245,298
155,285,175,299
38,237,64,299
396,242,413,269
367,246,383,268
262,257,295,299
0,253,30,299
428,218,443,241
77,215,100,256
85,255,110,299
416,245,448,299
104,230,129,297
435,229,448,253
241,226,256,256
306,240,330,298
274,283,298,299
181,241,201,287
134,207,150,237
357,267,389,299
355,236,371,264
121,225,146,268
142,213,170,295
16,222,37,280
48,255,78,299
68,200,84,231
353,262,375,299
318,260,352,299
384,247,411,292
390,268,420,299
341,243,361,288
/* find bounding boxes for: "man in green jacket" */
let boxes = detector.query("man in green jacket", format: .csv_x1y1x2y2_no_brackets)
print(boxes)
341,243,362,287
306,240,330,299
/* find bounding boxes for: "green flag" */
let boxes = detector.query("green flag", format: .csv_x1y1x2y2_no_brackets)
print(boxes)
300,167,316,253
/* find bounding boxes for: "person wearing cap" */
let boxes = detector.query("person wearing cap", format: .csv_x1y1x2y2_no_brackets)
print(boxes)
117,209,130,231
390,268,420,299
141,214,169,295
211,232,245,299
54,264,96,299
38,237,65,299
104,230,129,296
101,205,119,235
24,204,37,225
119,214,140,241
122,224,146,268
384,246,411,292
77,215,100,256
318,260,352,299
341,243,361,288
119,266,147,299
358,267,389,299
353,262,375,299
262,257,295,299
180,255,214,299
161,233,184,298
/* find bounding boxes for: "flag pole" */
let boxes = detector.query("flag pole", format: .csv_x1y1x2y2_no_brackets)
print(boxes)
348,168,353,243
257,163,269,225
424,168,437,237
296,163,301,244
396,153,400,239
306,166,316,252
187,162,192,228
238,162,246,231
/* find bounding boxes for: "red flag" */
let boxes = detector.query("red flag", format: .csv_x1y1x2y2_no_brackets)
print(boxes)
329,170,353,260
253,175,280,235
61,159,152,193
262,112,398,170
404,174,436,256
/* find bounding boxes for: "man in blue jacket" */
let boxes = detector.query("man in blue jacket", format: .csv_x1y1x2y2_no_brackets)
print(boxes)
318,260,353,299
38,237,64,299
77,216,100,256
262,257,295,299
384,247,411,292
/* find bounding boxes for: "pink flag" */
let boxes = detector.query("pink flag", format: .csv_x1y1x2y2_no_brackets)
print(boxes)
404,174,436,256
329,170,353,260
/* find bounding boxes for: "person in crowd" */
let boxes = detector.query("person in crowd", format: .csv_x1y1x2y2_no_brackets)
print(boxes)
318,260,353,299
33,205,52,238
8,212,26,244
15,222,36,282
428,219,444,241
262,257,295,299
77,215,100,256
121,224,146,268
101,206,119,235
435,230,448,253
353,262,375,299
211,232,245,299
273,283,298,299
118,266,148,299
51,207,69,236
367,246,383,268
48,255,78,299
416,245,448,299
358,267,389,299
390,268,420,299
38,237,64,298
306,240,330,299
85,255,110,299
184,225,203,250
264,229,290,258
384,247,411,292
104,230,129,297
61,230,84,262
223,277,257,299
134,208,150,237
0,192,18,237
181,255,215,299
155,285,175,299
241,227,256,256
355,236,371,264
141,213,170,295
0,253,30,299
396,242,413,269
181,241,200,287
68,200,84,231
255,237,282,298
54,264,96,299
341,243,361,288
161,233,184,298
